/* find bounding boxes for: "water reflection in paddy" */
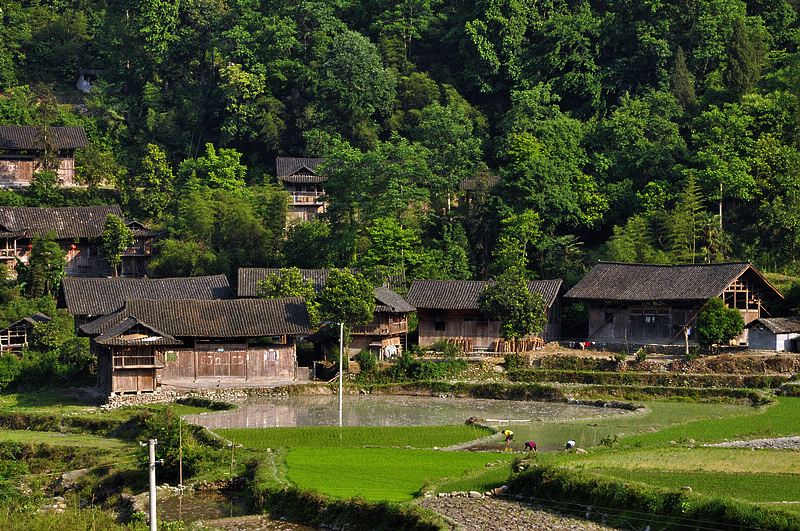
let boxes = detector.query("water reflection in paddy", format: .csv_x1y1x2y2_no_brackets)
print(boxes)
184,395,630,429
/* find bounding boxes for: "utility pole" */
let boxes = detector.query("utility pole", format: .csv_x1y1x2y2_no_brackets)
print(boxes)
148,439,157,531
339,322,344,427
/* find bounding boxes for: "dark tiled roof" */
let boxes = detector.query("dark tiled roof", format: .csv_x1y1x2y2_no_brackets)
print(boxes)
563,262,781,302
0,126,88,150
405,279,563,310
0,312,51,332
95,316,181,346
62,275,233,316
458,175,500,191
238,268,411,313
276,157,326,183
0,205,124,239
745,317,800,334
374,287,415,313
81,298,313,338
238,268,406,297
238,268,331,296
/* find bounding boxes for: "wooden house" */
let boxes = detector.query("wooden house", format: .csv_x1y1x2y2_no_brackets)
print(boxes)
80,298,312,395
276,157,326,222
405,279,564,351
0,126,88,186
563,262,784,345
0,312,51,352
61,274,233,327
0,205,157,277
237,268,413,357
746,317,800,352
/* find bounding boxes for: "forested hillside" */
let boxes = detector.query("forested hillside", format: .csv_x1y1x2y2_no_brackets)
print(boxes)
2,0,800,292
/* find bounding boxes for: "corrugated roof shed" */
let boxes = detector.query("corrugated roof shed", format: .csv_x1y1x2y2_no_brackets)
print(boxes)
405,279,563,310
0,205,124,239
62,275,234,316
563,262,781,302
0,126,88,150
276,157,326,183
745,317,800,334
81,298,312,338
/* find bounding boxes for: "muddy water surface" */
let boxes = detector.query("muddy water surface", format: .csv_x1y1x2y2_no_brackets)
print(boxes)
157,491,318,530
184,395,628,429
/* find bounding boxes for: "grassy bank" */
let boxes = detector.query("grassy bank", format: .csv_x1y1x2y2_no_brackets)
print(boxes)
506,465,800,531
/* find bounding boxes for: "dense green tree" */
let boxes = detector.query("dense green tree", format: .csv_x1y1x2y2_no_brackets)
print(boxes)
724,18,760,97
319,29,396,145
696,297,744,354
671,46,698,114
17,231,66,298
257,267,316,299
478,266,546,341
102,214,135,277
316,269,374,334
137,144,175,219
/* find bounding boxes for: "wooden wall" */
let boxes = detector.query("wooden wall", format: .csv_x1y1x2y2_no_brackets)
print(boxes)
158,343,297,382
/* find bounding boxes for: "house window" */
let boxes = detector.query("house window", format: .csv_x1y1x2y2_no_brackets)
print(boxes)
434,320,446,331
604,311,614,323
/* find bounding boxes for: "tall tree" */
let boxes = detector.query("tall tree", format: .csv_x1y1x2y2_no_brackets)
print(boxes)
478,267,547,341
17,231,66,298
724,18,760,97
257,267,316,299
102,215,135,277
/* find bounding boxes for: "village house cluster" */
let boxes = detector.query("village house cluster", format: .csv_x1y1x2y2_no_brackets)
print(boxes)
0,126,797,399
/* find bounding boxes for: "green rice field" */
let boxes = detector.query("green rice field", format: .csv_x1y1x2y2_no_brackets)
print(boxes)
598,468,800,504
284,447,514,501
216,424,493,449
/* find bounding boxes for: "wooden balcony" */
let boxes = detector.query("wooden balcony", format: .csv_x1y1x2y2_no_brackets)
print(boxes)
351,321,408,336
113,355,162,369
291,192,325,206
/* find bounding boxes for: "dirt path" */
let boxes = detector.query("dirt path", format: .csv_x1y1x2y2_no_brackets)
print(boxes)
417,496,620,531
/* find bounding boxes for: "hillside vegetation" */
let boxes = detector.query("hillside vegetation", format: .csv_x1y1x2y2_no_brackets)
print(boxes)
2,0,800,298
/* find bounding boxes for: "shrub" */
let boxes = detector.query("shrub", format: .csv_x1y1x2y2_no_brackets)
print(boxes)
612,352,627,362
355,350,377,373
635,348,647,362
504,353,525,369
428,339,462,359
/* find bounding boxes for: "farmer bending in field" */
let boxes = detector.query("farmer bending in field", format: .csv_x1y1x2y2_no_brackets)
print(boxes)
503,429,514,445
524,441,537,452
565,440,576,451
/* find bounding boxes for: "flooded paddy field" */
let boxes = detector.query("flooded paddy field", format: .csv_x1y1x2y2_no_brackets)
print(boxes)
157,491,318,530
184,394,632,430
184,395,637,452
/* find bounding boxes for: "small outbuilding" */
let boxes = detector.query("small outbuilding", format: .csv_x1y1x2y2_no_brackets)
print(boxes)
0,312,51,352
745,317,800,352
0,126,88,186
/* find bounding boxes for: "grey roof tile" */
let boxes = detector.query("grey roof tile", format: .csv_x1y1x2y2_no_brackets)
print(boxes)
81,298,312,338
0,126,88,150
745,317,800,334
405,279,563,310
276,157,326,183
62,275,233,316
0,205,124,239
563,262,781,302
